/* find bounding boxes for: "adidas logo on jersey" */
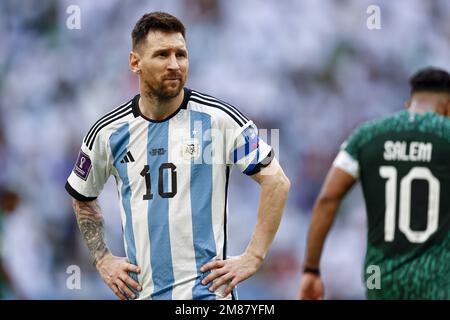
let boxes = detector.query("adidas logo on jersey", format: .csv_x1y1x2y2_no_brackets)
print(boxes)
120,151,135,163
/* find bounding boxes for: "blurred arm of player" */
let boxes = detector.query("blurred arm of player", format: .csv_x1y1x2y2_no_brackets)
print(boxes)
200,158,290,296
72,199,142,300
298,166,356,300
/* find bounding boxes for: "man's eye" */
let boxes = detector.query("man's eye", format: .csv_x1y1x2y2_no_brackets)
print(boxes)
158,52,168,57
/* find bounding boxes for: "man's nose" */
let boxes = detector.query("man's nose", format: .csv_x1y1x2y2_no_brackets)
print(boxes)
167,53,180,70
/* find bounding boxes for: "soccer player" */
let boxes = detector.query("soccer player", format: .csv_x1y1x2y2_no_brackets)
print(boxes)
298,67,450,300
65,12,290,300
0,189,20,299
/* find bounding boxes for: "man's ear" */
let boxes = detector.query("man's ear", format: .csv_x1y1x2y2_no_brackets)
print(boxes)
129,51,141,74
404,99,411,109
445,99,450,117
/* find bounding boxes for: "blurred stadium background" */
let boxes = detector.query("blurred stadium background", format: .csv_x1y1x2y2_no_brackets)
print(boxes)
0,0,449,299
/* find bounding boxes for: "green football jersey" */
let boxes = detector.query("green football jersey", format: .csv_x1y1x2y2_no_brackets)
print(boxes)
335,110,450,299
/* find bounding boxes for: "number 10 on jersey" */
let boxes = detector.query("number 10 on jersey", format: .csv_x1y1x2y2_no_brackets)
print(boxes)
379,166,440,244
140,163,177,200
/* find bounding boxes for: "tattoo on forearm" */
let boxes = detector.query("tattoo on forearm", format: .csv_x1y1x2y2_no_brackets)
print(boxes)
72,200,110,266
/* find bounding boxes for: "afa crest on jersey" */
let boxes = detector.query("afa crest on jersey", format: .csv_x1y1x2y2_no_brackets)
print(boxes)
182,138,200,160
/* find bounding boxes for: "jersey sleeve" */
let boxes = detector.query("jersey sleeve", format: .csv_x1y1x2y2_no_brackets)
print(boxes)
333,125,365,179
226,118,273,176
65,133,111,201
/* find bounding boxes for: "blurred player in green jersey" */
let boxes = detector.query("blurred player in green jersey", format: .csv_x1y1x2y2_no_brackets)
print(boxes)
298,67,450,300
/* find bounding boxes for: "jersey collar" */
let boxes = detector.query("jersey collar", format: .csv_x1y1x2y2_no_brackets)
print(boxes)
131,87,191,123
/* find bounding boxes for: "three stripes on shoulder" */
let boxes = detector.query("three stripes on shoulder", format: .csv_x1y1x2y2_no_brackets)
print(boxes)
83,90,250,151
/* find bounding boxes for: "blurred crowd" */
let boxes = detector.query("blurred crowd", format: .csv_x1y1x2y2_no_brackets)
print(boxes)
0,0,449,299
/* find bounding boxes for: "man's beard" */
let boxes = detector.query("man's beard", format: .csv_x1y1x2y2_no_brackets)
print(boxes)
144,78,184,101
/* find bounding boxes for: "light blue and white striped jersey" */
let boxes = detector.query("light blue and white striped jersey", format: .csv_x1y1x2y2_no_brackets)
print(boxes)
65,88,272,300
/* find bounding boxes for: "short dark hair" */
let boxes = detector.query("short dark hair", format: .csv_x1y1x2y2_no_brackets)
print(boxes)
131,12,186,50
409,67,450,95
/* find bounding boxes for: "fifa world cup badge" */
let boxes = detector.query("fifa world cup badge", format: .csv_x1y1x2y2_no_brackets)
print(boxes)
74,150,92,181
